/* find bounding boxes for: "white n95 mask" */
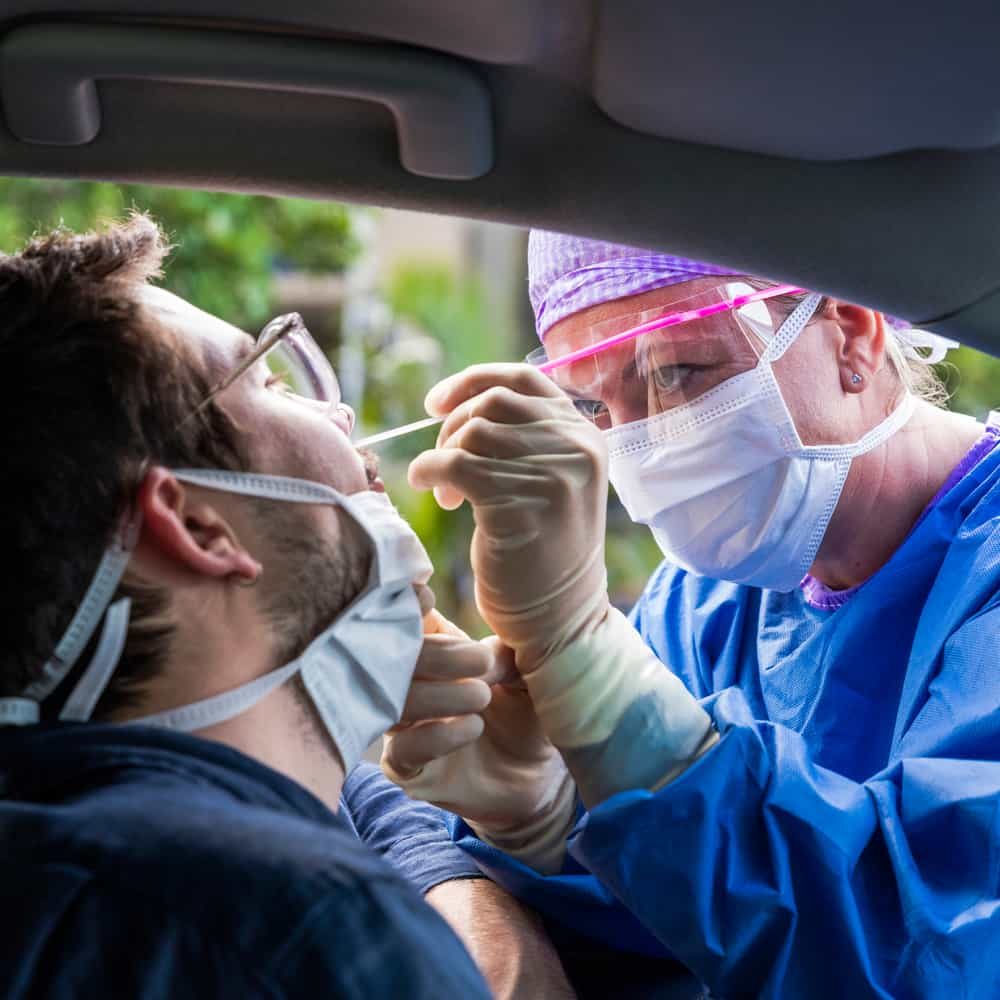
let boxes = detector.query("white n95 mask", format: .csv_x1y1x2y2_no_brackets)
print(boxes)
604,294,915,592
0,470,432,775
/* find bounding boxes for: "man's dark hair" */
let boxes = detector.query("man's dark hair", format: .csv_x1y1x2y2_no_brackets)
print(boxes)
0,215,246,717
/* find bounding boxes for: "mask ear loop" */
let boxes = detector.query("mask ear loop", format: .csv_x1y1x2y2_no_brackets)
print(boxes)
58,598,133,722
20,516,140,705
761,293,823,363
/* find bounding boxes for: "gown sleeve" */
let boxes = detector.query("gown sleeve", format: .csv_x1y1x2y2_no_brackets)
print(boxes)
568,601,1000,998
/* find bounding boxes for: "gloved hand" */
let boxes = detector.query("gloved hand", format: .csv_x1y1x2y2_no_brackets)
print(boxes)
408,364,610,673
382,611,576,874
409,366,718,809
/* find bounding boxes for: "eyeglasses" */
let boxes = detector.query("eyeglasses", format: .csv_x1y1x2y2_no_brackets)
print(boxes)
193,313,342,416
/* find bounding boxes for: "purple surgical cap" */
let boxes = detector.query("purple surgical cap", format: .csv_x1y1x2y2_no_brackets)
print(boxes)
526,230,957,362
528,230,741,339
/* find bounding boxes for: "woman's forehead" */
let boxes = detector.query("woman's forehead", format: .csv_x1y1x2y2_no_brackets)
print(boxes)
543,276,744,354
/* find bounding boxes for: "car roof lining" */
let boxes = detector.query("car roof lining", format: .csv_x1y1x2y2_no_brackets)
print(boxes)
0,3,997,357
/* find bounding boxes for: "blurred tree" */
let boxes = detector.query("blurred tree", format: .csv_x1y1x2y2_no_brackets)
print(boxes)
937,348,1000,419
0,179,357,329
386,263,495,370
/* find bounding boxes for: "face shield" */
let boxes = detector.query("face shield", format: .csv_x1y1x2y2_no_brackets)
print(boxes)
526,282,801,430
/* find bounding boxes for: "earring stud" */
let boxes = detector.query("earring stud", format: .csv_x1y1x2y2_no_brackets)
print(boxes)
850,372,863,385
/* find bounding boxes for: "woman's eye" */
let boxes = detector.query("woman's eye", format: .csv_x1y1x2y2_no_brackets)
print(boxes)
651,364,694,393
572,398,610,424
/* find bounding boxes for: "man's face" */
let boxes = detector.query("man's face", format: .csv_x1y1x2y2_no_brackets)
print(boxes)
142,286,375,493
142,286,381,664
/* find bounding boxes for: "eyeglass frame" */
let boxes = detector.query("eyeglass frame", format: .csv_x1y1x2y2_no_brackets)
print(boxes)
190,312,340,418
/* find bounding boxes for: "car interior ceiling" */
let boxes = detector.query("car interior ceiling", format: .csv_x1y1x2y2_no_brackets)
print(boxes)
0,1,998,356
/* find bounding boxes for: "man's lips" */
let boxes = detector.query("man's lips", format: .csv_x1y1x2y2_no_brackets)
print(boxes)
331,405,354,435
358,446,384,492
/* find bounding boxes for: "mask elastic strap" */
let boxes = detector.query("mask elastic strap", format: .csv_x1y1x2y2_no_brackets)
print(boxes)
22,517,139,703
129,658,304,732
173,468,343,506
173,467,388,590
796,392,916,461
852,392,916,454
0,699,40,725
0,513,141,726
762,293,823,363
58,598,133,722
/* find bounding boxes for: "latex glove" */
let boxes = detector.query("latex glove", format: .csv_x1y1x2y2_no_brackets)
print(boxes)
521,605,719,807
410,366,717,809
382,611,576,874
408,364,610,673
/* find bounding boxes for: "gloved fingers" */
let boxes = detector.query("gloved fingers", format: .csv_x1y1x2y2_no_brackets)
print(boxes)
438,416,552,463
435,385,573,449
425,363,564,418
399,677,492,724
480,635,522,687
416,633,493,680
413,583,436,618
409,449,539,509
422,608,468,638
383,715,485,779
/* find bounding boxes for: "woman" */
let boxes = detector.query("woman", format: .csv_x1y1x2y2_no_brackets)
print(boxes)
383,231,1000,998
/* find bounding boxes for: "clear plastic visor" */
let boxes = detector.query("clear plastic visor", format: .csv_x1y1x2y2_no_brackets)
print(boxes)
527,282,798,430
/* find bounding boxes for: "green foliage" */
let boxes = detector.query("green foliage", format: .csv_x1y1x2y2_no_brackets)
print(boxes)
0,179,357,330
938,348,1000,419
386,263,494,370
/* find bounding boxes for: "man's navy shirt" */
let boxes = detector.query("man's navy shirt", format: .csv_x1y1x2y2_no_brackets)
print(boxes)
0,723,490,998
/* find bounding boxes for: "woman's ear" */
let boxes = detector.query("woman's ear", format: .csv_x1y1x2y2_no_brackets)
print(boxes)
828,301,887,394
135,467,262,584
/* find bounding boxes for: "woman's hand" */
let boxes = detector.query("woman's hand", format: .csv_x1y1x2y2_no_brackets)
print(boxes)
382,612,575,871
408,364,611,673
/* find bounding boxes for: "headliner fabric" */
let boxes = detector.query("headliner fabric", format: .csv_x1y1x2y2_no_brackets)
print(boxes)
527,230,958,362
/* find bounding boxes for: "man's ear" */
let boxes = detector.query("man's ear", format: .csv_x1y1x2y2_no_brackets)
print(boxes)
828,302,887,394
136,467,262,584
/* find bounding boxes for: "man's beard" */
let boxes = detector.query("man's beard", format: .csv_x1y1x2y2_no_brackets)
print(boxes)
252,498,371,663
248,496,373,767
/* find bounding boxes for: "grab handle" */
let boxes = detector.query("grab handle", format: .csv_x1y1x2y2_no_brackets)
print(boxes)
1,23,494,180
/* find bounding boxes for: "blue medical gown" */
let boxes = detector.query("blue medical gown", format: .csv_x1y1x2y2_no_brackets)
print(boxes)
451,444,1000,998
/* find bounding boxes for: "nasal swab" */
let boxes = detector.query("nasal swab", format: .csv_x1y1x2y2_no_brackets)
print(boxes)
355,416,443,448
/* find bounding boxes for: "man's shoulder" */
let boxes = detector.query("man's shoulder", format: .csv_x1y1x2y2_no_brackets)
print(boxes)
63,770,410,910
2,771,488,996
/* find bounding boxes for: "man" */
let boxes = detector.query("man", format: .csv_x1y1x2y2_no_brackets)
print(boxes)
0,216,571,997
